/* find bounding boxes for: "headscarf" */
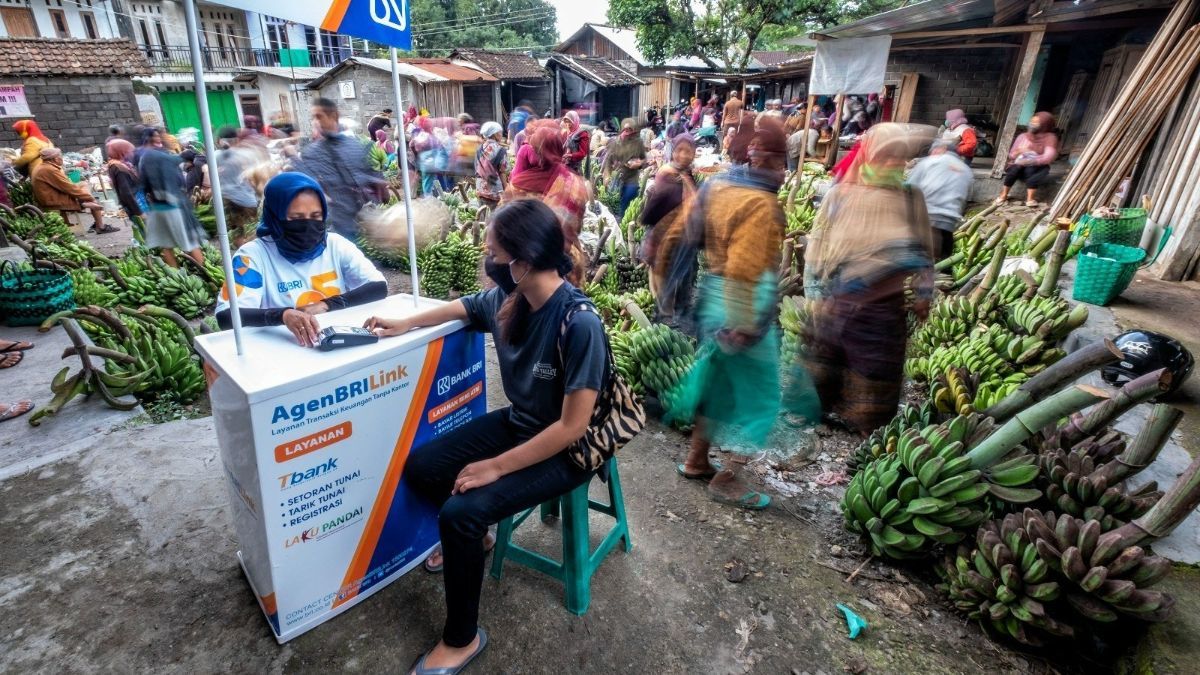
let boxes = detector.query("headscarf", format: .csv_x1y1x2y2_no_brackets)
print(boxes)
562,110,580,134
1029,111,1056,136
13,120,48,141
480,121,503,139
840,123,934,187
945,109,968,130
618,118,637,140
726,111,758,164
179,149,206,193
140,127,160,147
106,139,137,175
39,147,63,162
256,172,330,264
511,127,567,194
405,106,418,124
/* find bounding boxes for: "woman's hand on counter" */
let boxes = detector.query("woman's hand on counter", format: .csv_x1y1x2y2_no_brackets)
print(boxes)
298,300,329,315
363,316,412,337
282,308,321,347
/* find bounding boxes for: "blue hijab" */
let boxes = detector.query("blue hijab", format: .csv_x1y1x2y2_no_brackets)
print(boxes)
257,172,329,264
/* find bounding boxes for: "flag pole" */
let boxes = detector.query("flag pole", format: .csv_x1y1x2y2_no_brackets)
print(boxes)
183,0,244,354
390,47,421,307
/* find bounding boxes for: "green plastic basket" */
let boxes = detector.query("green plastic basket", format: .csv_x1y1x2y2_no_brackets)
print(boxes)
1078,208,1146,247
1072,243,1146,306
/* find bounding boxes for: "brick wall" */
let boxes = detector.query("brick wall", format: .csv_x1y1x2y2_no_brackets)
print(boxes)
886,48,1014,127
316,66,399,134
0,76,140,152
504,81,552,119
461,84,494,124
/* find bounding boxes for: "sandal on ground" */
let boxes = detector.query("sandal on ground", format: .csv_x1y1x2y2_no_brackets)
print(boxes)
710,489,771,511
1024,200,1040,207
676,461,723,481
0,400,34,422
410,628,488,675
0,351,23,369
423,532,496,573
0,340,33,353
992,197,1008,206
89,224,120,234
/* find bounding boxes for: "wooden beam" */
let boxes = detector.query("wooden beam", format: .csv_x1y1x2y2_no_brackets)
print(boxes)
1028,0,1174,24
991,28,1046,179
889,14,1163,42
891,43,1021,51
892,25,1045,39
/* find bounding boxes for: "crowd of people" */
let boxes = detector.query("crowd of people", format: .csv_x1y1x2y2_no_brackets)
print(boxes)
1,93,1064,673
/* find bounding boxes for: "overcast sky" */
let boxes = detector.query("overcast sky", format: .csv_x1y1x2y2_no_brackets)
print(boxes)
551,0,609,41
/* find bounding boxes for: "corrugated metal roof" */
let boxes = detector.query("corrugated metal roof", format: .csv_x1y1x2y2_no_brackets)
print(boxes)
236,66,329,82
307,57,495,90
547,54,645,87
400,59,497,83
815,0,997,39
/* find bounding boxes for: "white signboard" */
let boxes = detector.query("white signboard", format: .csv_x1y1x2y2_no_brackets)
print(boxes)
339,80,357,99
0,85,32,118
810,36,893,96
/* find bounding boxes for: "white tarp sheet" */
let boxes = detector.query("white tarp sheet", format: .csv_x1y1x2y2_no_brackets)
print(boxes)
810,36,893,96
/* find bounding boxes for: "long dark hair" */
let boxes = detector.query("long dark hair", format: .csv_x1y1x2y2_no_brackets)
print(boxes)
492,199,573,344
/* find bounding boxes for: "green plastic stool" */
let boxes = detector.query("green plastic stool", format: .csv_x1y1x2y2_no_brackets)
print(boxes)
489,457,631,615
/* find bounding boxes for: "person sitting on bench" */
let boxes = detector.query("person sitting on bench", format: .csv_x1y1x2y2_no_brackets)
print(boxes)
31,148,116,233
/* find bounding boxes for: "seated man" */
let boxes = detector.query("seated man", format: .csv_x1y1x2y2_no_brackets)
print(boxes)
215,172,387,347
31,148,116,233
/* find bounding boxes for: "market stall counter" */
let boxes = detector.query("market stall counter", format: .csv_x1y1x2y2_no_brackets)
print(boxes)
195,294,487,643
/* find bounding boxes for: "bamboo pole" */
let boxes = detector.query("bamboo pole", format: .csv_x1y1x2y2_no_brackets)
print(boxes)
1155,70,1200,221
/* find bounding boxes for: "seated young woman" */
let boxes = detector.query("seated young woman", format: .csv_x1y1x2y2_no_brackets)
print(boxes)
215,172,387,346
363,199,609,675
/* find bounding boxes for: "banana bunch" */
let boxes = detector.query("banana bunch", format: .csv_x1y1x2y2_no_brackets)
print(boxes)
1008,296,1089,340
582,282,623,324
779,296,813,366
1020,509,1175,624
356,234,409,269
8,180,33,208
619,190,645,231
843,417,997,558
608,256,647,295
938,514,1075,645
990,273,1034,305
785,200,817,235
445,232,483,296
908,295,998,359
105,275,162,307
847,401,939,475
609,329,643,395
198,244,227,288
629,324,694,398
99,318,206,404
625,287,654,317
162,273,215,319
929,367,1025,416
971,375,1027,412
24,211,74,242
115,254,148,280
70,268,118,307
38,239,104,267
415,240,456,299
908,328,1015,384
1036,431,1161,529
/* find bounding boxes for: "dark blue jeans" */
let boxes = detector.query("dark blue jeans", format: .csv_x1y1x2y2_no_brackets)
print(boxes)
405,407,593,647
618,181,640,219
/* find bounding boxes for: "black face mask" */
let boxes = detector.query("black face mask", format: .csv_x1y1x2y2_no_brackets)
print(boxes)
280,218,326,252
484,258,521,294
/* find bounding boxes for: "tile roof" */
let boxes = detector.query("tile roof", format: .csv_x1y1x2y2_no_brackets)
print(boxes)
400,59,496,83
547,54,644,87
451,50,547,80
751,51,804,68
0,38,151,77
307,57,497,90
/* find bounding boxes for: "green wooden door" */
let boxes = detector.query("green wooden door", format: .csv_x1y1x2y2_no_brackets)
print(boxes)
159,90,240,134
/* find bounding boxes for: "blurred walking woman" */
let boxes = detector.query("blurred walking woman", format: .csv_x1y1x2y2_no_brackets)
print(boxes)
640,132,697,325
364,200,609,674
804,124,935,435
139,144,206,268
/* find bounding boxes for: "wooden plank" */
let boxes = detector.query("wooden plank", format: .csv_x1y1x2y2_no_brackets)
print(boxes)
991,28,1046,179
891,43,1021,51
893,73,918,124
1028,0,1174,24
891,25,1045,39
825,94,845,168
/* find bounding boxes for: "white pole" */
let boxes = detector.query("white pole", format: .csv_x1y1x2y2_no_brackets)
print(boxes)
183,0,244,354
391,47,421,306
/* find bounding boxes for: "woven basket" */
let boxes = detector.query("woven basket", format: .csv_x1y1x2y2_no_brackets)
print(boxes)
1072,243,1146,306
0,259,75,326
1079,208,1147,247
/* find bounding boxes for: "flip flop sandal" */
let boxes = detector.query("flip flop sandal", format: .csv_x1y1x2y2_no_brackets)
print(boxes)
410,628,488,675
0,351,23,369
992,197,1007,206
676,461,723,481
0,400,34,422
92,224,120,234
423,533,497,573
0,340,33,353
710,490,771,511
1024,200,1040,207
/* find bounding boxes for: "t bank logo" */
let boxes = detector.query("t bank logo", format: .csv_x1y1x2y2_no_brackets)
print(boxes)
371,0,407,30
278,456,338,490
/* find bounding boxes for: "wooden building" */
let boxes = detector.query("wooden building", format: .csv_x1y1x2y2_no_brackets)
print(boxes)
543,53,644,126
306,57,498,124
450,49,552,123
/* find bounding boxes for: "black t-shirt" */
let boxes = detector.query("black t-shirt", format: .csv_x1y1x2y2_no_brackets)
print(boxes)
461,282,608,434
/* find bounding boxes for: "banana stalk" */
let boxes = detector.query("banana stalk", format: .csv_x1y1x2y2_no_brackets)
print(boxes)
967,385,1110,469
970,246,1007,303
1094,404,1184,484
622,298,653,330
1036,230,1072,298
984,340,1123,421
1061,368,1172,443
1027,227,1060,260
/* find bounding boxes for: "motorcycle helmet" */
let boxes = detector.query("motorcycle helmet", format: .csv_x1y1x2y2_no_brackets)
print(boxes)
1102,330,1194,395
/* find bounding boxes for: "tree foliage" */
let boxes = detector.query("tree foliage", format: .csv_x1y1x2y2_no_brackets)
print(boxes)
410,0,557,55
607,0,906,72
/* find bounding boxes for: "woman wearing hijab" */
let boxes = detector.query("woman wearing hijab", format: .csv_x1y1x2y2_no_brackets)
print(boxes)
996,111,1058,207
804,123,935,435
688,97,703,129
375,128,397,160
105,139,144,236
940,109,977,162
411,116,447,195
503,127,590,285
179,149,207,197
661,121,792,510
601,118,646,219
32,147,114,233
559,111,590,175
215,173,387,345
475,122,508,210
11,120,54,177
843,110,873,137
641,133,697,324
139,143,205,267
